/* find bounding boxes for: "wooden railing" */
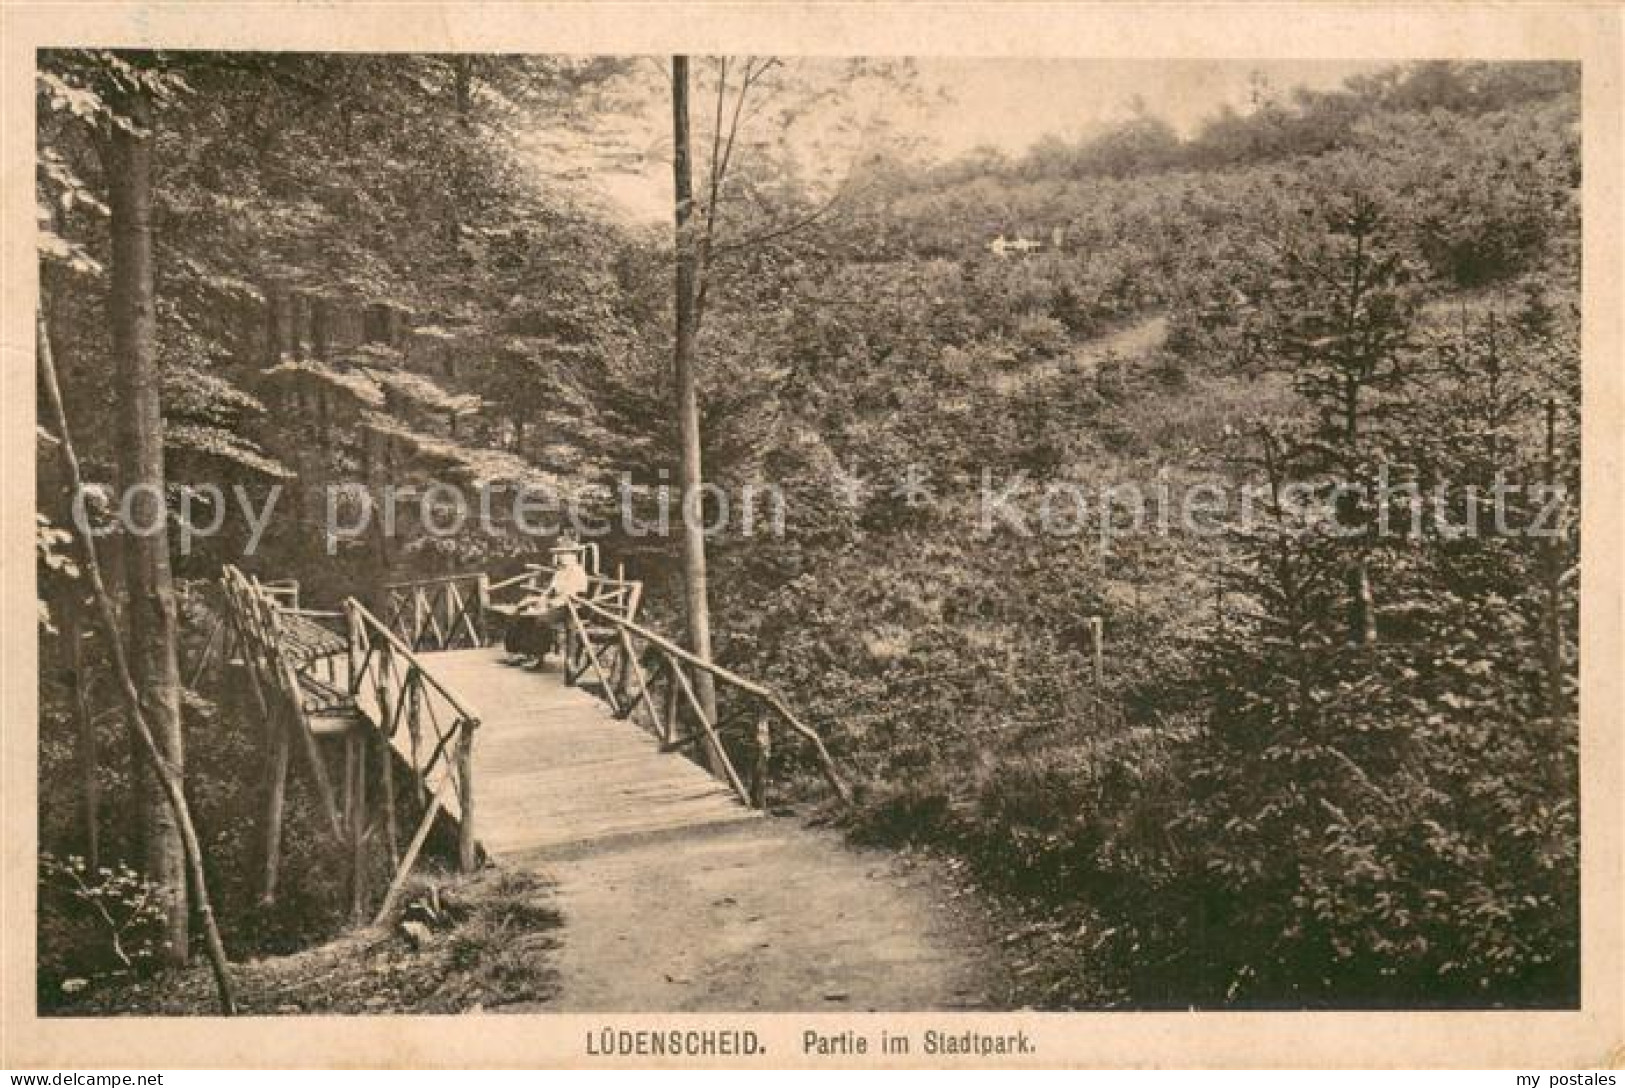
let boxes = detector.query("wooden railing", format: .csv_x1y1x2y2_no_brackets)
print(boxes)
219,567,349,908
219,551,847,923
258,578,301,610
343,595,480,922
385,543,624,652
380,563,843,809
560,595,849,809
217,566,480,924
383,573,490,651
389,567,645,650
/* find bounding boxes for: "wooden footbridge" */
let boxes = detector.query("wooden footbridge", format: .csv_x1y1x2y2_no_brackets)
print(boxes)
212,552,847,925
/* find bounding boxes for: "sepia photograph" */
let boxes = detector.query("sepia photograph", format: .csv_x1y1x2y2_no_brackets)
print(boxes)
6,0,1623,1072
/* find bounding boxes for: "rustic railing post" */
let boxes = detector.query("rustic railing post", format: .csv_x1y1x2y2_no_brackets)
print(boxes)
278,654,345,839
456,720,477,872
560,619,575,685
379,722,400,865
375,637,395,767
618,628,660,734
1089,616,1105,691
664,657,748,803
751,716,772,809
662,660,683,745
407,670,426,803
349,730,368,923
374,788,445,927
476,573,491,647
614,637,637,713
258,707,291,906
345,600,362,694
567,600,621,715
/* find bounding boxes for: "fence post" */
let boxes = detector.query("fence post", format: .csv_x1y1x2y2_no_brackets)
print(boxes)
376,644,395,749
349,730,369,923
379,723,400,866
345,601,361,694
258,712,291,906
615,637,640,715
456,721,477,872
476,574,491,647
1089,616,1104,689
407,673,426,805
751,716,772,809
662,660,683,745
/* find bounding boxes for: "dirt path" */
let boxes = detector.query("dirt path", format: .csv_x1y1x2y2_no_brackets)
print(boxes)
420,648,1004,1012
515,818,1002,1012
991,312,1169,394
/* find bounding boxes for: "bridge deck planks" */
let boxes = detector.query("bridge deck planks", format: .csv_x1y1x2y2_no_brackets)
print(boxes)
418,647,758,857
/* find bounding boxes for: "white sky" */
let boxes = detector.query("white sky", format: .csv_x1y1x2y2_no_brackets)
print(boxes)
911,58,1388,154
550,58,1391,224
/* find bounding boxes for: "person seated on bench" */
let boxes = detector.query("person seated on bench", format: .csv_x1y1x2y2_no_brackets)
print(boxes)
503,546,590,666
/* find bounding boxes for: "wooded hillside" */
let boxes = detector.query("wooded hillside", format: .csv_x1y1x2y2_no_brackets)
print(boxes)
37,55,1579,1011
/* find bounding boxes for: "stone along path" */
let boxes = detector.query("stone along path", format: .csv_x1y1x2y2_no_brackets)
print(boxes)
426,647,995,1011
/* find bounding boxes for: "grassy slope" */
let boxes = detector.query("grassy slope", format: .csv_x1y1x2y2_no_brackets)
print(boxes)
762,279,1535,1005
44,869,561,1016
855,319,1298,1006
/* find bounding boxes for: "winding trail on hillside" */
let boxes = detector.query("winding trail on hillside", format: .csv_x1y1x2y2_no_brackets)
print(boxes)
420,648,1003,1013
990,312,1170,394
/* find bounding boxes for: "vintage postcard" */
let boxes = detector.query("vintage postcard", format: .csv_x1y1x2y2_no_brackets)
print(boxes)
2,1,1621,1071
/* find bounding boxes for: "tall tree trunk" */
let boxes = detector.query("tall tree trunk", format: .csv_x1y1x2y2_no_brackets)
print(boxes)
104,86,188,966
39,312,236,1014
670,57,722,768
447,56,474,247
